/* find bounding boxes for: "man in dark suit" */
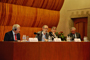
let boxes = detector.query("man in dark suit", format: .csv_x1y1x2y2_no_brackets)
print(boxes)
68,27,81,41
35,25,49,41
4,24,20,41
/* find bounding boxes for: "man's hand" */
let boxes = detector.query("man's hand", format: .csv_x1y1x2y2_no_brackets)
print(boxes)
43,38,48,42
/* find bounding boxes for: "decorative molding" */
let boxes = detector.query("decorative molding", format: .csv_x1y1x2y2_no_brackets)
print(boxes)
70,10,90,18
67,7,90,11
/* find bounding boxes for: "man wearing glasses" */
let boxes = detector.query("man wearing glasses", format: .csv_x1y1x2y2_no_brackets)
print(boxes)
35,25,49,42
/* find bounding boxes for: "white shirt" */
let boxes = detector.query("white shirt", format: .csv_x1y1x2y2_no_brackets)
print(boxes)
12,31,17,40
42,32,46,41
73,33,77,38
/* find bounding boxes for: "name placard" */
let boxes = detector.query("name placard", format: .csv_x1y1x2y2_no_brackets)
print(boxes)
29,38,38,42
74,38,81,42
54,38,61,42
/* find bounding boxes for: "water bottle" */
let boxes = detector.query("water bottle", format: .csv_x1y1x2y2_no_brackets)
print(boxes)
67,36,70,42
22,35,27,42
48,36,52,42
84,36,88,42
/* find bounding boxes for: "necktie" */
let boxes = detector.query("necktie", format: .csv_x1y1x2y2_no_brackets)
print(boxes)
15,34,17,40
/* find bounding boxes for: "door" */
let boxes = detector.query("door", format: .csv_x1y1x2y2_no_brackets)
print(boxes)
73,17,88,41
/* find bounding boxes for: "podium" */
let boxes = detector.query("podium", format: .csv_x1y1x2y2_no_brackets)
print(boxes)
0,42,90,60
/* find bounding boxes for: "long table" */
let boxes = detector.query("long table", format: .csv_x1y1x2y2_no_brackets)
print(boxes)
0,42,90,60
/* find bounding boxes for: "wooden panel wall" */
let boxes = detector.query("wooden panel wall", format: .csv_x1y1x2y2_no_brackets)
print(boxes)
0,26,4,41
0,3,60,27
0,0,64,41
0,0,64,11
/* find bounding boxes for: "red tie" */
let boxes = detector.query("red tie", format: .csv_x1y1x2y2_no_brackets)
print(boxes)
44,33,45,35
15,34,17,40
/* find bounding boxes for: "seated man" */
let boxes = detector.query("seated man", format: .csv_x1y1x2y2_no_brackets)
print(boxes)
35,25,49,41
68,27,81,41
4,24,20,41
49,26,57,40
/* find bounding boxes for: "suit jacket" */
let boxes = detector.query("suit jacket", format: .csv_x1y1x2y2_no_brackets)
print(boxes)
4,31,20,41
68,32,81,41
35,31,49,41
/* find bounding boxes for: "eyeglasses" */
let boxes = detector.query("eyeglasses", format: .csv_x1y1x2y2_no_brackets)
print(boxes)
43,28,48,29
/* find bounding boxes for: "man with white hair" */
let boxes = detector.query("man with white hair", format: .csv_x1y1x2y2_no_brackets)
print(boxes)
68,27,81,41
35,25,49,41
4,24,20,41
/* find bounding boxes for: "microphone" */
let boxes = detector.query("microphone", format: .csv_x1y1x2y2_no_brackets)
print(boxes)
34,32,40,35
49,32,54,36
49,32,55,40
